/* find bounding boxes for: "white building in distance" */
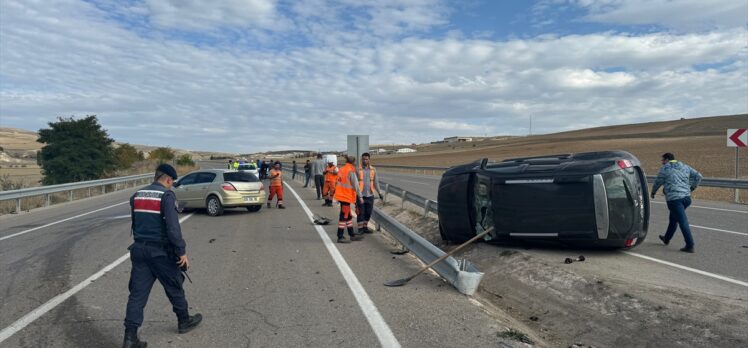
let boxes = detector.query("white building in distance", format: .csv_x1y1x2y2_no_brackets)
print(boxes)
397,148,416,153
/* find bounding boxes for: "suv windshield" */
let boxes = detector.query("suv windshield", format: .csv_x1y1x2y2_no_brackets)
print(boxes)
238,164,256,170
223,172,259,182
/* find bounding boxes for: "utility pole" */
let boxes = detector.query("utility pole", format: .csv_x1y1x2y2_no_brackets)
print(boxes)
529,114,533,136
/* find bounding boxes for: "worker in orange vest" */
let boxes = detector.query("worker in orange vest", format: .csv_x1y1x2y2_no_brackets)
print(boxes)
267,162,285,209
334,156,364,243
356,153,383,234
322,160,338,207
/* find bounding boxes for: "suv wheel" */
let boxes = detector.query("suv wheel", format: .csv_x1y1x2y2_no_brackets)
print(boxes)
206,196,224,216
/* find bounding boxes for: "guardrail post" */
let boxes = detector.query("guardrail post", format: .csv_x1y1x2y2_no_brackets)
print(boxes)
423,199,431,216
46,194,51,207
383,183,389,202
16,198,21,213
102,185,106,194
69,190,74,202
401,190,408,209
88,187,92,197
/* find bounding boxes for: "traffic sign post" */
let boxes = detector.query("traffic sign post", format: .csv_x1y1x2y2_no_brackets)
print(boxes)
727,129,746,203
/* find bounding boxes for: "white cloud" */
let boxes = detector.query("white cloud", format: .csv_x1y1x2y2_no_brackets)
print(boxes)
143,0,286,31
0,0,746,152
570,0,748,31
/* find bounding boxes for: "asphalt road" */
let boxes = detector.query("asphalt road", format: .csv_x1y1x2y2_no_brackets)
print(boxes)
0,165,522,347
378,170,748,287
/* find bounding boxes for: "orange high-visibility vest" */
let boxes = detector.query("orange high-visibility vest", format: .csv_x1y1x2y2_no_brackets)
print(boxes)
324,165,338,183
357,165,377,193
334,163,357,203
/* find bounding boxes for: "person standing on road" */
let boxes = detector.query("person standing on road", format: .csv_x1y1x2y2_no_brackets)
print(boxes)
268,162,286,209
123,164,202,348
303,160,312,187
311,154,326,200
227,160,233,170
356,153,383,234
292,160,298,180
651,152,702,253
259,159,267,180
322,160,339,206
334,156,364,243
233,160,239,171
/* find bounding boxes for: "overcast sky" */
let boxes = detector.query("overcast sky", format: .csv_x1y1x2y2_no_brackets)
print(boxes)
1,0,746,152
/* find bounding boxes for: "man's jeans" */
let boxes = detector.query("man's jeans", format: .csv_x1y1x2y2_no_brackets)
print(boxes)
304,173,311,187
664,196,694,248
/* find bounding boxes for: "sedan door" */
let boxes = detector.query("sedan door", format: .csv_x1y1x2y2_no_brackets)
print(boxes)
173,173,199,207
193,172,218,206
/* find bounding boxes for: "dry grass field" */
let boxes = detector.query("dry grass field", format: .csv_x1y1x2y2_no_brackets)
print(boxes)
374,114,748,203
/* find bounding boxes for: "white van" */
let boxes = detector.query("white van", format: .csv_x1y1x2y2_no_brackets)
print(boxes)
323,154,338,166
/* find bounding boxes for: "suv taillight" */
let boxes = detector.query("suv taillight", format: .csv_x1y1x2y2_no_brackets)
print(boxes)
617,159,632,169
222,183,237,191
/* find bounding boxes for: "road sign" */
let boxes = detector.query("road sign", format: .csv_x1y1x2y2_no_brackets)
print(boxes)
727,129,747,147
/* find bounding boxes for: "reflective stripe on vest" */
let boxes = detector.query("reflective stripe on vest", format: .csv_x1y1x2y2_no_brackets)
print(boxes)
334,164,356,203
131,184,168,241
357,166,376,193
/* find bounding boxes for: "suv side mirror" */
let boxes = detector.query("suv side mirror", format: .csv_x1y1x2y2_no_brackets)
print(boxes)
174,181,181,188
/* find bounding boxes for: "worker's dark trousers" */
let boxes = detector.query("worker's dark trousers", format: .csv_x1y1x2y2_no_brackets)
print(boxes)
304,173,311,187
356,196,375,232
124,243,188,330
337,202,355,239
314,175,325,199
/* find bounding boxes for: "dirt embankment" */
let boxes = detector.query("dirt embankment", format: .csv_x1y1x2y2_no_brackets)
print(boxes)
375,199,748,348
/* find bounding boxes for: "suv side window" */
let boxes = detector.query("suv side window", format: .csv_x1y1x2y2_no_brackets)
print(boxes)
178,173,199,186
197,172,216,184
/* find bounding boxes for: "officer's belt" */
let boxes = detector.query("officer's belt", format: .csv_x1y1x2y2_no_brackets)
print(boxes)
133,240,171,247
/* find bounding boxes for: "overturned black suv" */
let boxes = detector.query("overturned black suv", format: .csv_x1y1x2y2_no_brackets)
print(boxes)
438,151,649,249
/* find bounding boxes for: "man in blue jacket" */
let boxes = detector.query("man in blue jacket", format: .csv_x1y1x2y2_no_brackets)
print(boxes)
123,164,202,348
651,153,702,253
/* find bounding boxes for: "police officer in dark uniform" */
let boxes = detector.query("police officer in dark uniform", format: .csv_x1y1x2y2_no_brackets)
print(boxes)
123,164,202,348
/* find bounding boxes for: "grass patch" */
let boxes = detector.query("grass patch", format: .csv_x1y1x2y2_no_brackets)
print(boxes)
497,329,533,344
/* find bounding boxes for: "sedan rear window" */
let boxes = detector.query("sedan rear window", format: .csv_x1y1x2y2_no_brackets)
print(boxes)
223,172,259,182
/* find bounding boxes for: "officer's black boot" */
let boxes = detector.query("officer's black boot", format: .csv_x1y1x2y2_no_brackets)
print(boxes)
178,313,203,334
122,329,147,348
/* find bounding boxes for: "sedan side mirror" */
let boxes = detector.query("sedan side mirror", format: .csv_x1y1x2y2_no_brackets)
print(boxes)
174,181,181,188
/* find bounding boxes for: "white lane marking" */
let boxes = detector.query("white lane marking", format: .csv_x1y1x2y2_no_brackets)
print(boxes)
691,225,748,237
0,213,195,343
107,215,132,220
0,201,129,242
651,201,747,214
623,251,748,288
284,182,401,348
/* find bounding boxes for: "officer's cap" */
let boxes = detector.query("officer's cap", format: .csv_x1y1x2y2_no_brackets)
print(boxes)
156,163,178,180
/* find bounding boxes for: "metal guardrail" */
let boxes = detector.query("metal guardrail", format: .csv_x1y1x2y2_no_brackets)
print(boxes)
371,208,483,295
0,173,152,213
376,164,748,190
284,166,484,295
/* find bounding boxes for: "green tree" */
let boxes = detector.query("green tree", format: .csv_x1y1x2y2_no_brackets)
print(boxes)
149,147,175,162
176,153,195,166
37,115,116,185
113,143,142,169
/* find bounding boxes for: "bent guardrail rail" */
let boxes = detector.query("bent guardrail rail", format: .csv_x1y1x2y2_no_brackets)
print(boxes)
0,173,152,213
371,207,483,295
